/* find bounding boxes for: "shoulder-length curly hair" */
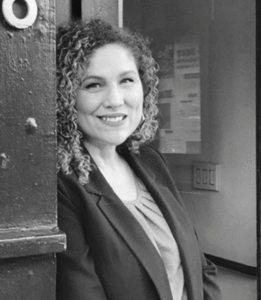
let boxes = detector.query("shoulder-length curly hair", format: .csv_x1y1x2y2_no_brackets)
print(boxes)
57,19,159,184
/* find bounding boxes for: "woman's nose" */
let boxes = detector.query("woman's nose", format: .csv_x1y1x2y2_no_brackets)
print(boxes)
104,85,124,107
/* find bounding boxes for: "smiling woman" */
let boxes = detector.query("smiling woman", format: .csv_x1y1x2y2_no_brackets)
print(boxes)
56,19,222,300
56,19,159,185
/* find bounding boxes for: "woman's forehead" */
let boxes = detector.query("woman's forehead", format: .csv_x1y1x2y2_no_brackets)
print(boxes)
80,44,138,76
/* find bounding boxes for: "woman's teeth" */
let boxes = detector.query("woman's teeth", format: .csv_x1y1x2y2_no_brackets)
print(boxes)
100,116,125,122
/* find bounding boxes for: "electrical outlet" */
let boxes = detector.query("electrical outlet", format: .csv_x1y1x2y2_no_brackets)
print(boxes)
193,163,220,191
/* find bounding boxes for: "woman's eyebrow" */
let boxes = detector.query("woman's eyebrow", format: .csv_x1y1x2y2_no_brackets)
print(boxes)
121,70,138,75
120,70,138,76
80,75,104,84
81,75,103,81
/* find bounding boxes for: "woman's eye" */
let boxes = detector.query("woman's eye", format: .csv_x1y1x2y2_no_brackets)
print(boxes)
84,83,101,90
121,78,134,84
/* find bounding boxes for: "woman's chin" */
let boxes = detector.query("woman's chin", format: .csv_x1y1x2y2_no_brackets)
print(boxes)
82,135,129,150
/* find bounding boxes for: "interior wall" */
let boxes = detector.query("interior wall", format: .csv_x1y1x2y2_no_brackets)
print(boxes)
125,0,256,266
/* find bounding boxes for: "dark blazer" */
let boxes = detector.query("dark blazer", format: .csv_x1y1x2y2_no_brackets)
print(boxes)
56,145,221,300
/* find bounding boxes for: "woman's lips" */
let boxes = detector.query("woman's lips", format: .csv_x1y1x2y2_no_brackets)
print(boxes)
97,114,127,122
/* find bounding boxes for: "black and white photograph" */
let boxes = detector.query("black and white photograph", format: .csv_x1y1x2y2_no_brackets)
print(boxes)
0,0,257,299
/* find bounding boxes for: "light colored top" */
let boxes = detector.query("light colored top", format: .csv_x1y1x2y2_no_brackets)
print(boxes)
122,179,187,300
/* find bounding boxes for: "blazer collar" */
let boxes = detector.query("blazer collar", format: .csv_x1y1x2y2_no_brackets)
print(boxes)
83,146,156,196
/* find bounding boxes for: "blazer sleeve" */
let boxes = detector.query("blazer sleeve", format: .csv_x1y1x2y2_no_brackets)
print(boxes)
56,179,107,300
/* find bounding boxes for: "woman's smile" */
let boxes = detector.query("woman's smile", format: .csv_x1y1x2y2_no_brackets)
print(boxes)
97,113,127,124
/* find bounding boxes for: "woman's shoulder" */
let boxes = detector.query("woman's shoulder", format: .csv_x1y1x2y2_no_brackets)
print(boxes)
57,169,82,197
57,169,95,214
57,168,76,185
138,144,168,169
137,145,186,210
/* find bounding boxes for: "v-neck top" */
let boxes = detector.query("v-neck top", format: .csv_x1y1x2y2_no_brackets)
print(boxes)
122,179,187,300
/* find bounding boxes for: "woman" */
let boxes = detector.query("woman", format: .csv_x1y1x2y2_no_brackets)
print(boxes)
56,19,221,300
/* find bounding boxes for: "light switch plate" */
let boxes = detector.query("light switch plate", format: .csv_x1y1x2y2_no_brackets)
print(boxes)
193,163,220,191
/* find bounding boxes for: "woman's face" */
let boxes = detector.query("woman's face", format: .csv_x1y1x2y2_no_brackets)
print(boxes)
75,44,144,149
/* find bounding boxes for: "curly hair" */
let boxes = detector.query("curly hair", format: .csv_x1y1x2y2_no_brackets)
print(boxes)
56,19,159,184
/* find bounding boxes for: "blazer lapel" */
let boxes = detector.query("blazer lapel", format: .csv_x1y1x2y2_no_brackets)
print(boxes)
123,150,203,300
84,157,174,300
150,184,203,300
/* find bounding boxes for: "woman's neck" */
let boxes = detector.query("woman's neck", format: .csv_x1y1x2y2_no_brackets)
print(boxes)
82,140,120,171
82,140,137,202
